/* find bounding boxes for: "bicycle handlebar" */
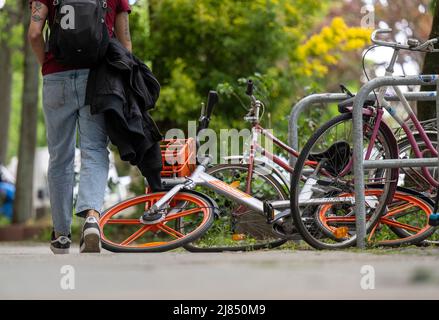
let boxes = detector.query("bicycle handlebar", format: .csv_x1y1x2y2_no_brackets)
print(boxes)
371,28,439,53
245,79,259,106
197,91,219,133
205,90,218,119
246,80,254,96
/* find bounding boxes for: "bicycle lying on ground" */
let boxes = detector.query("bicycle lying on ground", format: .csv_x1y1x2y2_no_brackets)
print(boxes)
97,90,294,252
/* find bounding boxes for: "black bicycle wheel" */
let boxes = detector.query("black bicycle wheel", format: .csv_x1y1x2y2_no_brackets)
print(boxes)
290,112,399,250
184,164,289,252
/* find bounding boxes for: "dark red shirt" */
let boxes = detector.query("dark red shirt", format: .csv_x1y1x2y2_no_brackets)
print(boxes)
29,0,131,75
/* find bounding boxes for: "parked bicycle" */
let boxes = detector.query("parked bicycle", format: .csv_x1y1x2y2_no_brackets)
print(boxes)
186,81,299,251
290,29,439,249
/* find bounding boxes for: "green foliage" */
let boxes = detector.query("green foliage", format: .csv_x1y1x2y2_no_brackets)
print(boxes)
133,0,371,145
0,2,21,49
130,0,151,62
8,71,45,161
155,58,202,128
146,0,328,133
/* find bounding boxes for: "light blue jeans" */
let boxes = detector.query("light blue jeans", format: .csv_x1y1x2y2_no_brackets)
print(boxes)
42,69,109,235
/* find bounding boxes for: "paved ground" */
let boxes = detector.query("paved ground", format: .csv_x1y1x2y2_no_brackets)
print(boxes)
0,243,438,299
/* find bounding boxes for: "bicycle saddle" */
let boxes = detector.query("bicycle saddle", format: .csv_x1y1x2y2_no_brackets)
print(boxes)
338,96,376,113
309,141,351,176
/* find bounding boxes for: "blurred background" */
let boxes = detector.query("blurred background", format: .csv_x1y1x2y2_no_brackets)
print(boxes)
0,0,437,240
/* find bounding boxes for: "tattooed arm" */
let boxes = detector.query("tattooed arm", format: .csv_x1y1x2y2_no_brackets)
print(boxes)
115,12,132,52
28,1,48,66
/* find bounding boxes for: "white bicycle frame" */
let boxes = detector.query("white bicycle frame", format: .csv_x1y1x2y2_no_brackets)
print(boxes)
150,156,357,225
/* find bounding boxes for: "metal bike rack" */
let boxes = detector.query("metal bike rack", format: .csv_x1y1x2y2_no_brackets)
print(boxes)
352,75,439,249
289,93,349,168
288,91,438,168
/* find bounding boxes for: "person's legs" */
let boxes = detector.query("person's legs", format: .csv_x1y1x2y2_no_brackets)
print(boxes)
75,70,110,219
74,70,109,252
42,71,79,238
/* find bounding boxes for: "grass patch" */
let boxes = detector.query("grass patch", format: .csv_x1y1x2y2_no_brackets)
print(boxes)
0,215,11,227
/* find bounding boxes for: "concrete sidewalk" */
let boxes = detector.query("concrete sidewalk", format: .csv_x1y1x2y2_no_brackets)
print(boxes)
0,243,438,299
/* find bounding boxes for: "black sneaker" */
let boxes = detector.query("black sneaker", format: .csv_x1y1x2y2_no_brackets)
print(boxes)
80,216,101,253
50,231,72,255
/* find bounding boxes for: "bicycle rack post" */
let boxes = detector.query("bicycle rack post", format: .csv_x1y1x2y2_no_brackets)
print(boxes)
437,82,439,171
288,92,437,168
289,94,349,168
352,75,439,249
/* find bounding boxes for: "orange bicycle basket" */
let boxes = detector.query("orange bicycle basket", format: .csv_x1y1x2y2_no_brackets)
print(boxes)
160,138,196,178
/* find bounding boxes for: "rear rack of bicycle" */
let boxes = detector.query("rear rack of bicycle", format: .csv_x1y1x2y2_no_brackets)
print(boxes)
160,138,196,178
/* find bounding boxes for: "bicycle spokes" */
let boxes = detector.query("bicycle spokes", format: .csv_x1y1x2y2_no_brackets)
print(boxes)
100,192,213,250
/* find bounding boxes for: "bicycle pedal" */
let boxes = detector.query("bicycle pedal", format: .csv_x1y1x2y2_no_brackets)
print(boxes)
429,213,439,227
263,201,275,222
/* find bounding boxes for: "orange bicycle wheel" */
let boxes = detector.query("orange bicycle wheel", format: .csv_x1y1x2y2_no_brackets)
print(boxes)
316,188,435,247
100,190,215,252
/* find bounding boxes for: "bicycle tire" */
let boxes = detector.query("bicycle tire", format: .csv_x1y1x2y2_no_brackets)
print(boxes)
314,186,436,247
397,132,438,194
100,190,215,253
290,112,399,250
397,132,439,245
374,187,436,246
184,163,289,252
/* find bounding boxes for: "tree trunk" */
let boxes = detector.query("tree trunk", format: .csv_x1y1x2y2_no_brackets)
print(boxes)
12,2,40,224
418,0,439,121
0,39,13,164
0,4,19,164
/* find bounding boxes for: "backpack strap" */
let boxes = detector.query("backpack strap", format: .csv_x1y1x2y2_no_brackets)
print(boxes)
46,0,62,52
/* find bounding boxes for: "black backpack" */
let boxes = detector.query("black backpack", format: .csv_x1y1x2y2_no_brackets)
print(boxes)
48,0,109,67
